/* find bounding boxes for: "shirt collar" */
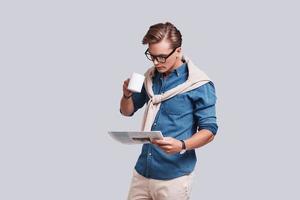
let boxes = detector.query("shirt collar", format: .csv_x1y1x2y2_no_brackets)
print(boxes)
174,62,187,77
155,61,188,79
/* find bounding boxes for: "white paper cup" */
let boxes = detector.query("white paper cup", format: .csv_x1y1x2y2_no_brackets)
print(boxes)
127,72,145,93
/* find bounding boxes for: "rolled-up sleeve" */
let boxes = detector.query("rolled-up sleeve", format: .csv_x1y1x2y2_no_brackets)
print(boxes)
192,81,218,135
131,85,148,115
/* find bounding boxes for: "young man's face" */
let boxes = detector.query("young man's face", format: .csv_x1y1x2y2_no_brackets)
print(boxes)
147,39,182,76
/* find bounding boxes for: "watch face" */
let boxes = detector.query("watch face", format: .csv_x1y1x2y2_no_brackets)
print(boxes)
180,149,186,154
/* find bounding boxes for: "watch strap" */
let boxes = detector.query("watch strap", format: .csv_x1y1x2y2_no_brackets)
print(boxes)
180,140,186,150
123,94,132,99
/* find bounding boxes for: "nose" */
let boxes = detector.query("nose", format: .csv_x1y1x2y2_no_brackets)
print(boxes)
153,59,159,65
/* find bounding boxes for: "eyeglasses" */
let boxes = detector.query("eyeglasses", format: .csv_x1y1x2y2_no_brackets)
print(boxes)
144,48,177,63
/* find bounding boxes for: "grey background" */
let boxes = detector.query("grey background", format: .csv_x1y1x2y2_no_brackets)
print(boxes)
1,0,299,199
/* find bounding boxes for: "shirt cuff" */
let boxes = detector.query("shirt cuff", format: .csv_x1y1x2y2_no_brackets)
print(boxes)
198,123,218,135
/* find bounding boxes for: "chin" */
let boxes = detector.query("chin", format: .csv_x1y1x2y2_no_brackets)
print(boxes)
156,67,166,72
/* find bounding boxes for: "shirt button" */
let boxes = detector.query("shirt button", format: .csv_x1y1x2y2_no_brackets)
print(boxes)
148,153,152,156
153,123,157,126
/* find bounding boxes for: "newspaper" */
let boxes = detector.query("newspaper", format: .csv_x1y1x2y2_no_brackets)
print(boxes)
108,131,163,144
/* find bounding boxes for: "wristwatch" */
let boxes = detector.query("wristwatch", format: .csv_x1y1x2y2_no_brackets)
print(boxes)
123,93,132,99
179,140,187,154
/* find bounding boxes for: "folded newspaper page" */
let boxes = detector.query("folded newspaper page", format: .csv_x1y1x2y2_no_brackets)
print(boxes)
108,131,163,144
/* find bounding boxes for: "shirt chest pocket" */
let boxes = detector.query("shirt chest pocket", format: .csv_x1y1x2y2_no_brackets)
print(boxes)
162,94,193,115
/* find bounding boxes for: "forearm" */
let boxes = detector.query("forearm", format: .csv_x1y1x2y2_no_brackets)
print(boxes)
185,129,215,150
120,96,135,116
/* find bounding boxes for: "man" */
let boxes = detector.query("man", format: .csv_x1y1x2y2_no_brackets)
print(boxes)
120,22,218,200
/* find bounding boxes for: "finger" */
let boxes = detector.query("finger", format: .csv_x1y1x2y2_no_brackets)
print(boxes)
124,79,130,85
123,79,130,85
124,84,132,93
156,144,171,148
160,145,172,151
123,82,129,88
151,139,158,144
123,85,130,91
151,139,158,145
155,139,171,145
123,84,132,93
151,138,164,144
165,150,173,154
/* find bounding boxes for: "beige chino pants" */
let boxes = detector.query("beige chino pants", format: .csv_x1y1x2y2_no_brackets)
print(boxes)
127,169,194,200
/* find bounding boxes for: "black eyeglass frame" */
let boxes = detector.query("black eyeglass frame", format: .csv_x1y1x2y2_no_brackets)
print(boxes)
144,47,178,63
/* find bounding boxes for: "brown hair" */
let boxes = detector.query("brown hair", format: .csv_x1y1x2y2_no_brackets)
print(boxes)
142,22,182,49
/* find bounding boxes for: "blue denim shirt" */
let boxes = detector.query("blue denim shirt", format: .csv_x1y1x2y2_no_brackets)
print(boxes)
130,62,218,180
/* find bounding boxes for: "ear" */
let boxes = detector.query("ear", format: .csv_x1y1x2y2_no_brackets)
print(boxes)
176,47,182,53
176,47,183,58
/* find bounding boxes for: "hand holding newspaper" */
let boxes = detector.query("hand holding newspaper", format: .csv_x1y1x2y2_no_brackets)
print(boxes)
108,131,163,144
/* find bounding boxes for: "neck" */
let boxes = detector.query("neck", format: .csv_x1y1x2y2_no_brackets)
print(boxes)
163,58,184,77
